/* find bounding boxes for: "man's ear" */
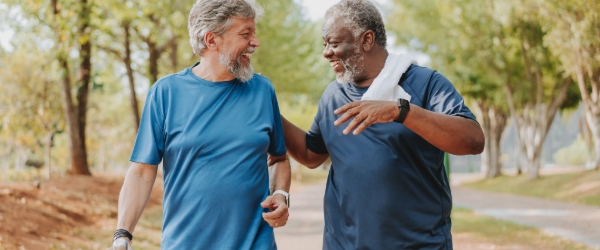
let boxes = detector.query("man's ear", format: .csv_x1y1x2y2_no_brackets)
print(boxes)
205,32,219,51
361,30,376,52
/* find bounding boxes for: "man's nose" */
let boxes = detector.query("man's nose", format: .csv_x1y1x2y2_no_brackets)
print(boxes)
323,46,333,58
250,34,260,47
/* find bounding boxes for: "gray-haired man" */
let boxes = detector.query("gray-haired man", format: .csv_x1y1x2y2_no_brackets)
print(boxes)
277,0,485,249
107,0,292,249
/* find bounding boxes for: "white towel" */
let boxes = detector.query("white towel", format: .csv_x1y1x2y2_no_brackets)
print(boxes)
361,53,417,102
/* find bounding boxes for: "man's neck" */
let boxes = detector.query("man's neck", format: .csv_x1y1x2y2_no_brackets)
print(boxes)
192,54,236,82
353,48,388,88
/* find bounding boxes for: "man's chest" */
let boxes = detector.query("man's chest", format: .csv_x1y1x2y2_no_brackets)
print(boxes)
162,90,274,154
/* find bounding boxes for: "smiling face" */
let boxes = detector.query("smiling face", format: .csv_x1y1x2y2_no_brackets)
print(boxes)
322,17,365,84
217,17,260,82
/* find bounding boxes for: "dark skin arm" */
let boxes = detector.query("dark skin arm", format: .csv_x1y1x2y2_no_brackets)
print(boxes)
271,116,329,169
334,101,485,155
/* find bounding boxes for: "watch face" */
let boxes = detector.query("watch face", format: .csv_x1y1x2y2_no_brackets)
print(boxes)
399,99,410,107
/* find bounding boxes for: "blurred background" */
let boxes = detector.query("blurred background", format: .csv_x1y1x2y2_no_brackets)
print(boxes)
0,0,599,249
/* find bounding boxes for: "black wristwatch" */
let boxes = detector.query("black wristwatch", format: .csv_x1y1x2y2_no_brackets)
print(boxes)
394,98,410,124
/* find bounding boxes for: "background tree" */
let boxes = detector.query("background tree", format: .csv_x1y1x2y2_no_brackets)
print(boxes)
542,0,600,170
388,0,510,178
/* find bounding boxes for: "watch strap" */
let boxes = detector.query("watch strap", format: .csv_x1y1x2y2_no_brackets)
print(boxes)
394,98,410,124
272,190,290,208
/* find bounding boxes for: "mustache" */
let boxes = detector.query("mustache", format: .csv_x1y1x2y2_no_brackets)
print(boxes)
241,47,256,54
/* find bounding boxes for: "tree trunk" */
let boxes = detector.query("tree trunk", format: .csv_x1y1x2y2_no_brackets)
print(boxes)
487,107,506,178
505,78,571,179
584,107,600,170
53,0,92,176
170,41,178,73
44,131,53,180
527,149,542,179
148,41,159,85
472,101,507,178
123,21,140,131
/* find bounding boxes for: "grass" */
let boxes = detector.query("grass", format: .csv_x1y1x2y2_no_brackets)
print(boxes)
451,207,592,249
464,170,600,207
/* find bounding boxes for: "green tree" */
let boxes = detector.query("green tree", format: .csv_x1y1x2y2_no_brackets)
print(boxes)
389,0,578,179
388,0,510,178
0,47,64,180
542,0,600,170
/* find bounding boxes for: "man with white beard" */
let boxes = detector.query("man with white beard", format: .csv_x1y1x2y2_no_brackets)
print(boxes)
276,0,485,249
107,0,291,249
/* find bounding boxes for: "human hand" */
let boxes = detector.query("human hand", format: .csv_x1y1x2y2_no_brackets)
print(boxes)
260,194,289,228
333,100,400,135
106,237,133,250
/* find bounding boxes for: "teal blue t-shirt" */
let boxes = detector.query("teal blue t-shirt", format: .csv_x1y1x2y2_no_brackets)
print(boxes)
130,63,286,249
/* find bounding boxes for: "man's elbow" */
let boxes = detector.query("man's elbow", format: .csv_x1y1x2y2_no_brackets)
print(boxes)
470,130,485,155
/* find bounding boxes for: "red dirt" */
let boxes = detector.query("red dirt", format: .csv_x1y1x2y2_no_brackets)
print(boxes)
0,175,163,250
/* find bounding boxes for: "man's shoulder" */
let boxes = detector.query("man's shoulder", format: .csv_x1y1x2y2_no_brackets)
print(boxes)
401,65,436,84
401,64,452,92
247,74,276,92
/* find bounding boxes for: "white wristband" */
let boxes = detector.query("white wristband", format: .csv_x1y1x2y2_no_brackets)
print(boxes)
273,190,290,207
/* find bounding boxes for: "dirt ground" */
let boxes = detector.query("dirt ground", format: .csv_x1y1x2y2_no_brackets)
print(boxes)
0,175,586,250
0,175,163,250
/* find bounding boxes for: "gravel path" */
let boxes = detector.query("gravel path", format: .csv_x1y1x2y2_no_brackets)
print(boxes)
274,181,326,250
453,186,600,249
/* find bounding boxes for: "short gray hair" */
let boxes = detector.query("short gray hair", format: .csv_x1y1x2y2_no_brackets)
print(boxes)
324,0,387,48
188,0,264,57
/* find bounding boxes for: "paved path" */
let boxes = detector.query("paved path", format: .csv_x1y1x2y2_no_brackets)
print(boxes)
453,187,600,249
275,182,326,250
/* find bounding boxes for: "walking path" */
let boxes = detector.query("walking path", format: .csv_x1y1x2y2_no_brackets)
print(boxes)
453,187,600,249
274,182,326,250
275,182,600,249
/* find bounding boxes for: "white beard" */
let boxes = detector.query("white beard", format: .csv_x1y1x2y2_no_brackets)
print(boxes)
335,45,364,84
218,47,255,82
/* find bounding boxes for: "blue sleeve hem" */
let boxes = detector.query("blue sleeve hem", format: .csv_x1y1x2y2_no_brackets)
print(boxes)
306,133,329,155
129,157,162,166
269,149,287,157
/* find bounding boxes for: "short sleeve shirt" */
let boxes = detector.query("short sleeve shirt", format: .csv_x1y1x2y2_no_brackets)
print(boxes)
130,63,286,250
307,65,476,250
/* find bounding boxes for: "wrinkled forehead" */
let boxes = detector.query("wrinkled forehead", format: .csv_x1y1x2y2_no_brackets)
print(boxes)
322,17,354,41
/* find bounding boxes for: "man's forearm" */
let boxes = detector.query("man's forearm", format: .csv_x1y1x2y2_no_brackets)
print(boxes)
403,104,484,155
117,162,158,234
281,116,329,167
269,156,291,193
281,116,310,163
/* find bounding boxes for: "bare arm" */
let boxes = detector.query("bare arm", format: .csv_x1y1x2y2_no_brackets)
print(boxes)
280,116,329,168
115,162,158,242
334,101,484,155
262,154,291,228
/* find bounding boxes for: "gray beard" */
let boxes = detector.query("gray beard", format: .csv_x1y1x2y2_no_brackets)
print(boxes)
335,46,364,84
336,58,363,84
218,49,254,82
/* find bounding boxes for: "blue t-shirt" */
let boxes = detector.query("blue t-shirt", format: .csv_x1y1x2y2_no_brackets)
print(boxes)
307,65,476,250
130,63,286,250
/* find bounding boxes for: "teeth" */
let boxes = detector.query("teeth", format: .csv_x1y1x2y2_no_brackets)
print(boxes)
242,53,252,58
330,61,340,67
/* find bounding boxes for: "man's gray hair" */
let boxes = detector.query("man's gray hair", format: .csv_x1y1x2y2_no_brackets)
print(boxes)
324,0,387,48
188,0,264,57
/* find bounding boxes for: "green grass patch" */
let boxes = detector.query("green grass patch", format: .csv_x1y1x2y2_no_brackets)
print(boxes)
464,170,600,207
451,207,591,249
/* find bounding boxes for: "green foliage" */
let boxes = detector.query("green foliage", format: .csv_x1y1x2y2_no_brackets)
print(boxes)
254,0,334,98
553,134,591,165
